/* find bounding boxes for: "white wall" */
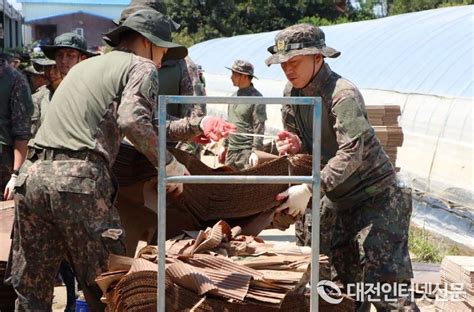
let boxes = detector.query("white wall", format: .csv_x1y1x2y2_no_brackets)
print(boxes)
22,3,125,22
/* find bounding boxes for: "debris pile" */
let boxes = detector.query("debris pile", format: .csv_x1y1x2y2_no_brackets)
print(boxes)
96,220,354,311
435,256,474,311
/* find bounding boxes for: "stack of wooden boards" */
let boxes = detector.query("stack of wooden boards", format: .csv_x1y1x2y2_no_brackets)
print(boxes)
366,105,403,170
435,256,474,311
96,220,354,311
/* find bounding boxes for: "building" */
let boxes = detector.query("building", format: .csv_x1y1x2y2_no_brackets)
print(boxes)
0,0,24,50
18,0,130,48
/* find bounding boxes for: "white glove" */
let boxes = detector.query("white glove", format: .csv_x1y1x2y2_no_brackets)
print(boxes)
3,173,18,200
275,184,312,217
248,152,259,167
165,158,190,195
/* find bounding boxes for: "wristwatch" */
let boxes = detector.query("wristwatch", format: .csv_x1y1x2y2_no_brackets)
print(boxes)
12,169,20,175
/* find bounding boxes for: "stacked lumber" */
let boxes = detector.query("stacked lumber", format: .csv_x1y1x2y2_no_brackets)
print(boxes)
367,105,403,169
0,201,16,311
435,256,474,312
96,220,354,311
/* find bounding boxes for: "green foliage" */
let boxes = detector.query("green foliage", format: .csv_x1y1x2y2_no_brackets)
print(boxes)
165,0,367,45
164,0,473,45
409,226,463,263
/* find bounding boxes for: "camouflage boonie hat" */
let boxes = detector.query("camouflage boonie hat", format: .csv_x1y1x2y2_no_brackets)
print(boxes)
265,23,340,66
114,0,180,31
225,59,258,79
23,65,43,75
32,58,56,72
41,32,98,59
104,9,188,61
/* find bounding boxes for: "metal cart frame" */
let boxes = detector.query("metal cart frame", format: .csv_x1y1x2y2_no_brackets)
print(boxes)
157,95,321,311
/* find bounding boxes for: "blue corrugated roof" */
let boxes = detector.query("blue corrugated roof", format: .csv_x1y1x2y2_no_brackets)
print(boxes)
19,0,130,5
190,5,474,99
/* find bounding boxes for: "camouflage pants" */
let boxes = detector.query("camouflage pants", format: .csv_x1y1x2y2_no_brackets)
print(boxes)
296,185,417,311
225,148,252,171
331,185,416,311
9,157,126,312
0,144,13,196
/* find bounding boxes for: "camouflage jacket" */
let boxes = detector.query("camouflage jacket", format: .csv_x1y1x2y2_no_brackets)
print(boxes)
32,51,202,167
158,57,206,123
0,62,33,146
30,85,53,137
283,63,395,203
224,84,266,151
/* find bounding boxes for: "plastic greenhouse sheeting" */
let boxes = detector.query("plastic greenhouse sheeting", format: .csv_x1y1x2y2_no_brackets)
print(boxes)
190,5,473,99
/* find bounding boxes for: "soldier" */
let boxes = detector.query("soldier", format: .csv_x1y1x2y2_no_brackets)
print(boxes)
197,65,207,95
9,9,234,311
0,52,33,201
9,53,22,69
34,34,96,311
30,59,62,137
31,33,97,136
218,60,267,170
22,64,48,93
267,24,418,311
114,0,207,157
41,32,97,76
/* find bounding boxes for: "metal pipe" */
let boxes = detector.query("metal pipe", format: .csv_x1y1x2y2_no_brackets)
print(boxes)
310,97,322,312
157,95,167,312
163,95,316,105
166,175,313,184
156,95,321,312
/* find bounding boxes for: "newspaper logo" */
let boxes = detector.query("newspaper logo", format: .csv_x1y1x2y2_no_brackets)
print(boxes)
316,280,343,304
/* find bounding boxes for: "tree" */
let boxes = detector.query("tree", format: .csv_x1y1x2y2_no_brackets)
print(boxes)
165,0,472,45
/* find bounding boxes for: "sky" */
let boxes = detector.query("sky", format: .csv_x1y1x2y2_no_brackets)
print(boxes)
7,0,21,10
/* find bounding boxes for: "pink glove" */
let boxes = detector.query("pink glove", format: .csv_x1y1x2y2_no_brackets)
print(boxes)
200,116,236,141
275,131,302,155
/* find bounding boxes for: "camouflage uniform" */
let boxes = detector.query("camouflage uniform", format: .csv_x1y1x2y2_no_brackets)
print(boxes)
0,57,33,194
115,1,205,157
31,85,53,137
266,24,417,311
162,57,207,156
10,10,194,311
223,60,266,170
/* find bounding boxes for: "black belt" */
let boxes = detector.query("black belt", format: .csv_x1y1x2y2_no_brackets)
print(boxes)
28,148,106,163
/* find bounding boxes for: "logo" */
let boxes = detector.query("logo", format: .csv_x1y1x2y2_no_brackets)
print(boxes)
316,280,343,304
276,39,286,52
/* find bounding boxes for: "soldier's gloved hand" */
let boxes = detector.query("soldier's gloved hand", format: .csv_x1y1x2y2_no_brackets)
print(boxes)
248,152,259,167
276,131,302,156
275,184,312,217
165,157,190,195
200,116,237,141
217,146,227,164
3,173,18,201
